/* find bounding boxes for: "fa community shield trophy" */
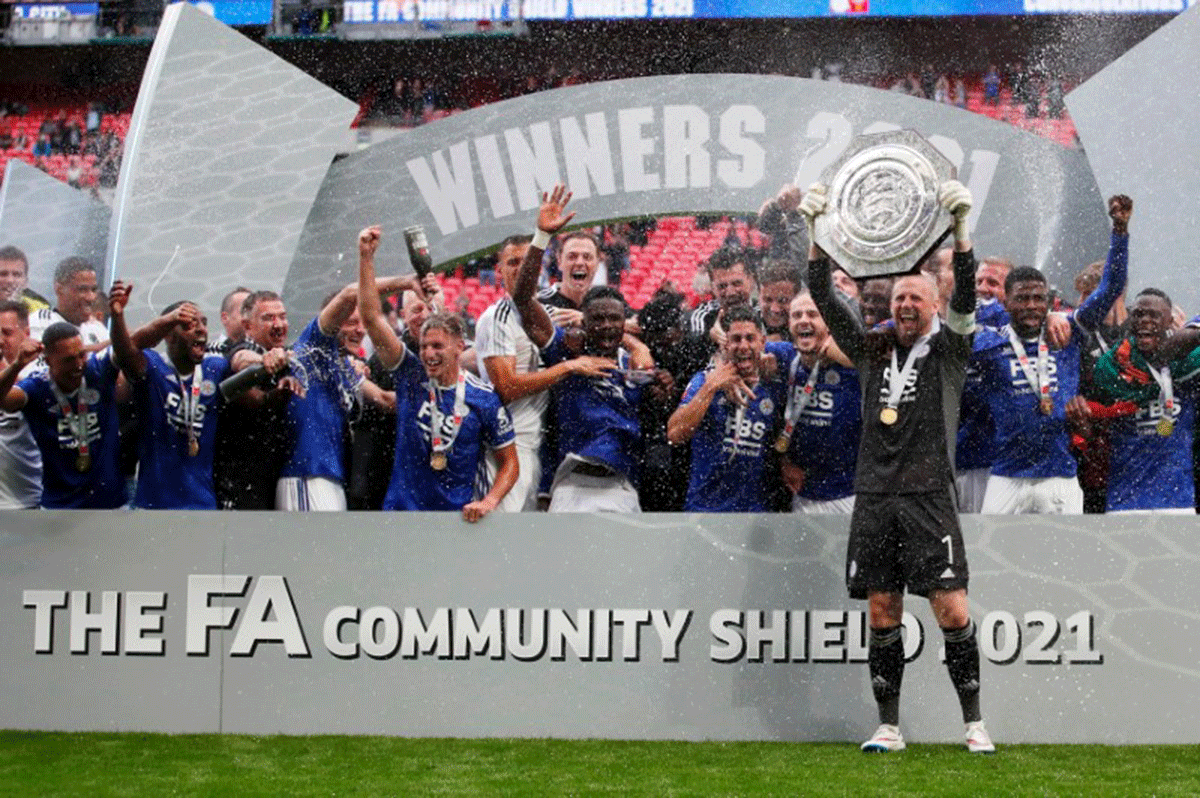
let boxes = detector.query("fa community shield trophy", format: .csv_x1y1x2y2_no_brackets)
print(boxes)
813,129,957,278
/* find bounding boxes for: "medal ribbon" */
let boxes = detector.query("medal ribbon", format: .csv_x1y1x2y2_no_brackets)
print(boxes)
50,376,90,460
1005,325,1051,407
779,355,822,445
176,365,202,451
885,317,939,414
428,371,468,455
1148,364,1175,423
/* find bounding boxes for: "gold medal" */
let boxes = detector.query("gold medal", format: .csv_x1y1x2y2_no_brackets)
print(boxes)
430,451,448,471
1157,418,1174,437
75,452,91,472
1039,396,1053,415
188,437,200,457
880,407,898,425
774,435,790,453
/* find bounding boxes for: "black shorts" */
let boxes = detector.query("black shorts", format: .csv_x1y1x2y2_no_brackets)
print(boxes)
846,487,968,600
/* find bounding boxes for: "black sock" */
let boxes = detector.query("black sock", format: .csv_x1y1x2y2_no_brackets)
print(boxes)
943,620,981,723
868,625,904,726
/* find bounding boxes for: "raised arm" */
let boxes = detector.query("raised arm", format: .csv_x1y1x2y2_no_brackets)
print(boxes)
512,185,576,349
1074,195,1131,332
798,184,868,362
941,180,977,333
358,226,421,370
108,280,147,380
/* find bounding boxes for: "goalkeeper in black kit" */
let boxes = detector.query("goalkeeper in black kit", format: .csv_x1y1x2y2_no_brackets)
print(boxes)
799,179,995,754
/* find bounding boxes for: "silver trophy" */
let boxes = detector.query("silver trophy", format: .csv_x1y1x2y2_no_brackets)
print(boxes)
813,129,956,278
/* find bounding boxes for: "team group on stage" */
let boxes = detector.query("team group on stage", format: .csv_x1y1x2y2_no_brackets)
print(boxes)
0,180,1185,519
0,176,1188,754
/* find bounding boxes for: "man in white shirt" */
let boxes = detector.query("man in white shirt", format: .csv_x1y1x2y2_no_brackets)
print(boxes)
475,234,617,510
29,256,108,350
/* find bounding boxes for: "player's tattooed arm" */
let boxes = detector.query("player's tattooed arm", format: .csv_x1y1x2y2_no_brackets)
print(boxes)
667,358,745,445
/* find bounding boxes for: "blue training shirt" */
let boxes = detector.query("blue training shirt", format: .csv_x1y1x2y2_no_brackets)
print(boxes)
18,349,124,508
384,347,515,510
132,350,230,509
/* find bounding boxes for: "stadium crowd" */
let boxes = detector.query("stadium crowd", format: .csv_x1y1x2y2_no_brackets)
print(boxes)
0,175,1195,519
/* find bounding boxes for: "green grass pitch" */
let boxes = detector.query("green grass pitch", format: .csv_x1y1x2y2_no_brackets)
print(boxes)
2,732,1199,797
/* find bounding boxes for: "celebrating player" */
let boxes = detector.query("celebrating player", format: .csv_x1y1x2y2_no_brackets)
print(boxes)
972,195,1130,514
667,304,785,512
800,179,994,754
0,316,127,509
511,185,663,513
358,225,518,522
109,285,231,509
775,291,861,514
1092,287,1200,513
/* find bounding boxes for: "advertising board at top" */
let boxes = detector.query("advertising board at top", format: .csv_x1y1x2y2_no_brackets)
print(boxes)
339,0,1191,22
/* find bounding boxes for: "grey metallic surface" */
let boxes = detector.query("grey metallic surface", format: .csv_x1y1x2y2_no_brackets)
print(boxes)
0,160,111,295
104,2,358,328
1,511,1196,743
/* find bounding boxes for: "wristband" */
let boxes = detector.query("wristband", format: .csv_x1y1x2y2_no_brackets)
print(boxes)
532,229,551,250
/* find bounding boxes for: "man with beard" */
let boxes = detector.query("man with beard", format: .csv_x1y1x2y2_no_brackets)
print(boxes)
109,289,230,509
972,196,1130,514
358,226,518,522
800,178,994,754
0,310,129,509
688,246,758,353
1093,287,1200,513
775,291,860,514
634,291,706,511
668,304,785,512
758,261,803,342
514,186,661,513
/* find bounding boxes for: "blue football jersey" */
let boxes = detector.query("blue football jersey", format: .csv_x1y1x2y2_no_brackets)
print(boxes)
1106,387,1197,511
973,324,1084,478
681,363,786,512
973,237,1126,479
279,319,363,484
770,341,861,502
132,351,230,509
18,349,124,509
384,348,516,510
540,327,644,485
